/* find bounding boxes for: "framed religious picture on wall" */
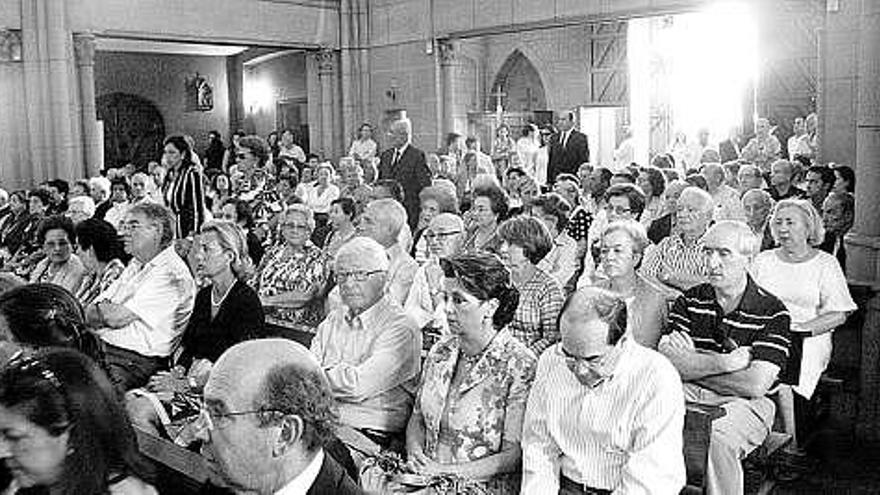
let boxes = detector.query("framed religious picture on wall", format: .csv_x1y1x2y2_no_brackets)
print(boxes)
185,73,213,112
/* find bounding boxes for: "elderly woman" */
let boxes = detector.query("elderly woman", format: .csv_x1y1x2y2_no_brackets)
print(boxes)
752,199,856,447
251,204,329,342
128,221,265,443
323,197,358,261
413,185,460,264
104,178,132,229
163,135,206,238
591,220,675,349
497,215,565,356
0,191,30,261
462,184,508,254
402,252,536,493
637,165,668,230
405,213,466,337
0,349,156,494
29,215,86,292
529,192,581,287
74,218,126,306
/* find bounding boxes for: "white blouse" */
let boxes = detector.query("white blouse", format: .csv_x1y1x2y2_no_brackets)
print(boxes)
751,249,856,399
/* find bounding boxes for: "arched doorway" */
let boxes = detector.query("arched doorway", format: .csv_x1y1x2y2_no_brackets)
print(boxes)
490,51,547,112
96,93,165,170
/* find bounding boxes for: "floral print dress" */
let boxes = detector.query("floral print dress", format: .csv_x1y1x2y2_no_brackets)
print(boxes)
250,242,329,332
415,328,537,494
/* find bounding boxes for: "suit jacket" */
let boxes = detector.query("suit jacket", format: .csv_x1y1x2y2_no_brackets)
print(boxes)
308,453,365,495
547,129,589,183
378,144,432,230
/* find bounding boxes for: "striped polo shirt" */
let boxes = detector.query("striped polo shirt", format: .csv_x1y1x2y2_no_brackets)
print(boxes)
669,276,792,372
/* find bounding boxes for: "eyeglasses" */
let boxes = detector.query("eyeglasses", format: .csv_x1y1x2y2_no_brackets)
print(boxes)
281,223,311,232
197,401,283,432
120,220,157,233
557,345,604,366
43,239,71,250
423,230,462,241
604,204,631,215
336,269,385,283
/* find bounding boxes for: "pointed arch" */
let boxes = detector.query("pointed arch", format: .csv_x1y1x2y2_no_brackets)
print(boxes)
490,50,547,112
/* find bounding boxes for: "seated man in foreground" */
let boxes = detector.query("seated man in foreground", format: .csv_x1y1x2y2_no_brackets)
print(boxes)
311,236,421,450
659,220,792,495
86,202,195,390
196,339,363,494
522,287,686,493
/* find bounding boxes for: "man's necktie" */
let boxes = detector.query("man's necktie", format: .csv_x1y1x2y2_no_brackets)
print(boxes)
392,149,401,167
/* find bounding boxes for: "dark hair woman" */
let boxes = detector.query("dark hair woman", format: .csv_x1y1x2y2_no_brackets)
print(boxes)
0,348,156,494
29,215,85,293
389,252,535,493
163,135,206,238
74,218,127,306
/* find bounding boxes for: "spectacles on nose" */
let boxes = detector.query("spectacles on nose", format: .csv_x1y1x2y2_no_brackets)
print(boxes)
423,230,461,241
604,205,631,215
196,402,283,432
336,269,385,283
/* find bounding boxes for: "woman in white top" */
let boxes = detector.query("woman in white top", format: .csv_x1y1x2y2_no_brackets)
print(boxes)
301,162,340,246
516,124,540,178
277,128,306,164
348,123,378,163
751,198,855,448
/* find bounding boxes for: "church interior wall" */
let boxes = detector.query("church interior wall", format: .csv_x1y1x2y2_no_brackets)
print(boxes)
94,51,230,152
67,0,339,48
242,52,309,141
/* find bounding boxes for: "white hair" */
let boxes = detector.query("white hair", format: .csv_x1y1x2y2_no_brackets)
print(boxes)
68,195,96,216
678,186,714,214
335,236,390,271
390,118,412,137
89,176,111,195
366,198,407,237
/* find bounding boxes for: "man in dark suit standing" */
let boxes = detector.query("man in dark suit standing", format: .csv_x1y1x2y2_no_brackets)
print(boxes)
378,118,432,231
197,339,364,495
548,111,590,183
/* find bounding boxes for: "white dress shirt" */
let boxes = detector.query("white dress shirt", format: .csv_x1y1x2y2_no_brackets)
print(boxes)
96,245,196,357
274,450,324,495
310,296,421,432
521,338,686,494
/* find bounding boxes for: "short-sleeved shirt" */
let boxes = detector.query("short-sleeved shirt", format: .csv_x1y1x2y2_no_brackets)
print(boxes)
510,268,564,356
669,276,792,375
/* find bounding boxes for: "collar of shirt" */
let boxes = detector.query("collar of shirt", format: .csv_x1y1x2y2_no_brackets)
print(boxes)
345,295,391,331
274,449,324,495
396,143,410,157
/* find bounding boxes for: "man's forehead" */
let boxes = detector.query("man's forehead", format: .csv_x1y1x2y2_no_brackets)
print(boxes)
337,252,381,271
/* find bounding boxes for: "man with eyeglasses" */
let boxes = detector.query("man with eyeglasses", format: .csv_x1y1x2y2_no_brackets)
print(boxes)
640,186,714,291
311,236,420,453
658,221,792,495
85,203,195,391
522,287,685,494
196,338,364,494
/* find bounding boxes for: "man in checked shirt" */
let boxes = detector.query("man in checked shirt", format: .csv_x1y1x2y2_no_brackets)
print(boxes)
659,221,793,495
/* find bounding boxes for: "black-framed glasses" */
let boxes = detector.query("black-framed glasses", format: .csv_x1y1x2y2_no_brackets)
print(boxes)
336,269,385,283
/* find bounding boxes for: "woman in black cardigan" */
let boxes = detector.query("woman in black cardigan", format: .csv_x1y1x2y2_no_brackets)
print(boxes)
127,220,264,443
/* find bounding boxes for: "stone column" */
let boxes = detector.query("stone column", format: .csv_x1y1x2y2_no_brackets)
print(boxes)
0,30,26,187
74,33,100,177
438,39,457,136
316,48,336,159
844,1,880,441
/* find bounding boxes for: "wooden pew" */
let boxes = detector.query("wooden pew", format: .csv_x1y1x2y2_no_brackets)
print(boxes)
682,402,726,494
135,427,225,494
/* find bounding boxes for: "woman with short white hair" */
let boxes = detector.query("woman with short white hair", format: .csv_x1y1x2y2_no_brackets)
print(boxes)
752,198,856,450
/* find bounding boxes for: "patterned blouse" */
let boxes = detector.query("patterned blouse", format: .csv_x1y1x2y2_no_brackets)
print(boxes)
416,328,537,494
250,242,329,331
509,268,565,356
74,258,126,306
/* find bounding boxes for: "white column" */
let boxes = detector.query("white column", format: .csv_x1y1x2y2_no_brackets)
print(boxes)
74,32,101,177
316,48,336,159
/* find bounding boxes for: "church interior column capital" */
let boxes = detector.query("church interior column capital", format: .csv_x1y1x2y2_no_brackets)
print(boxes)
0,30,22,63
437,39,457,65
73,33,97,67
315,47,336,76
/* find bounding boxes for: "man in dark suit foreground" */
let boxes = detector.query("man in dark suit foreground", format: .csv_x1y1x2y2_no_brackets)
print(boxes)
197,339,363,495
378,118,432,230
548,111,590,183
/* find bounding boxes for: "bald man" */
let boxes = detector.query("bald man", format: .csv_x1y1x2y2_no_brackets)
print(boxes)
377,118,432,231
196,339,363,494
522,287,685,493
660,221,792,495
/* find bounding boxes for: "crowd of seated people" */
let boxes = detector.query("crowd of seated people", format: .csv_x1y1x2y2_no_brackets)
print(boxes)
0,113,860,495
